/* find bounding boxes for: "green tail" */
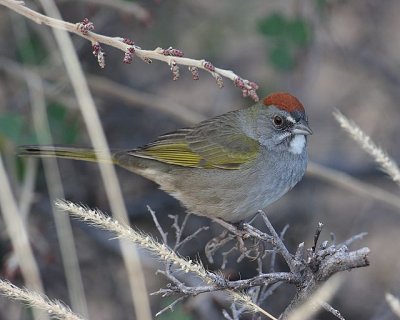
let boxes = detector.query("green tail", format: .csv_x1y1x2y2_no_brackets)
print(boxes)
18,145,117,164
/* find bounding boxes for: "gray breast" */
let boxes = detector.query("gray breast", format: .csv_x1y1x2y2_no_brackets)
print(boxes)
158,147,307,222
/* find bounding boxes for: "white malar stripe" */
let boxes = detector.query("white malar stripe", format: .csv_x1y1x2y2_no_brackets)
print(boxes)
289,135,306,154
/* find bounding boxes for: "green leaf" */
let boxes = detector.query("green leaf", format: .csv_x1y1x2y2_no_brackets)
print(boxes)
0,113,25,142
47,103,81,144
287,18,312,46
18,33,48,65
315,0,328,11
259,13,312,46
63,119,80,144
269,44,294,71
258,12,312,71
258,13,287,37
47,102,67,122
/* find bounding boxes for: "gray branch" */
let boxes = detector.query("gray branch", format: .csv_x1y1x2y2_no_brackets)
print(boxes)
149,210,370,319
280,241,370,319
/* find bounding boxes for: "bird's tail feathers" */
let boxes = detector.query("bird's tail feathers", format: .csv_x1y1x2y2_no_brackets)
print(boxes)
18,145,117,164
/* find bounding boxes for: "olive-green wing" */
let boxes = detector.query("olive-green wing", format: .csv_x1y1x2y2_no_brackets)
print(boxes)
133,129,204,168
132,113,260,169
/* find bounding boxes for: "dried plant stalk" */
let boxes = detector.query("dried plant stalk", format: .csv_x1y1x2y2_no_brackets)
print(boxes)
334,111,400,186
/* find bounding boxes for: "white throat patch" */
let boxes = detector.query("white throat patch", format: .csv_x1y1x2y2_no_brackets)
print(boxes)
289,135,306,154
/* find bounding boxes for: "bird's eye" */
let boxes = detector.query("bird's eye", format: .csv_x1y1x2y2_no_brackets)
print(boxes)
273,115,284,127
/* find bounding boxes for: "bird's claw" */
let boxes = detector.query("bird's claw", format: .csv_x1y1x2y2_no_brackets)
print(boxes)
205,218,270,266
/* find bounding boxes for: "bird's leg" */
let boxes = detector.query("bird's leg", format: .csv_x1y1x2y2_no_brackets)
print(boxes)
242,222,271,240
212,218,247,236
211,218,270,261
232,220,264,260
212,217,270,241
233,220,245,231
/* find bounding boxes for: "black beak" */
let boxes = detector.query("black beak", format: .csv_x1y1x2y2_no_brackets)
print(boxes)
292,119,313,135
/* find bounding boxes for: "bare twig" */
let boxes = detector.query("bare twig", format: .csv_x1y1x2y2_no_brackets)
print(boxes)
259,282,283,305
312,222,324,253
147,205,168,244
149,208,369,320
205,230,233,264
175,225,209,252
155,296,186,317
168,213,207,252
0,0,259,101
341,232,368,247
269,225,289,273
259,211,299,273
321,302,346,320
221,246,238,270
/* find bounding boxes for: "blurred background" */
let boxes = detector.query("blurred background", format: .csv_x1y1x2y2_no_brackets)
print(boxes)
1,0,400,319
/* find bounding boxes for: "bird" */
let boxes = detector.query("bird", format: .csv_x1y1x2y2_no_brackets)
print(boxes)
19,92,312,224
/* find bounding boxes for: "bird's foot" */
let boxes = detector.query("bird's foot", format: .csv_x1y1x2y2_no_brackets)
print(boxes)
242,222,271,241
205,218,270,265
213,218,270,241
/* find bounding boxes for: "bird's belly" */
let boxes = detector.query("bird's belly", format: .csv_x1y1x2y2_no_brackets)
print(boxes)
156,155,306,222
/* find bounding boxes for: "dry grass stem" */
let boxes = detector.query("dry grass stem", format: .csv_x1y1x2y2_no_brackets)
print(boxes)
28,73,89,317
307,162,400,211
74,0,150,22
88,75,206,124
17,157,38,220
0,57,77,110
0,155,47,320
334,111,400,186
386,293,400,318
56,200,277,320
0,279,84,320
34,0,152,318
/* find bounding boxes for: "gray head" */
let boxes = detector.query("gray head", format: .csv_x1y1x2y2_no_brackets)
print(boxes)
242,92,312,154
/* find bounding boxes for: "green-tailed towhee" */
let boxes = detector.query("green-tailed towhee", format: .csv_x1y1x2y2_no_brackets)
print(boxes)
19,92,312,223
